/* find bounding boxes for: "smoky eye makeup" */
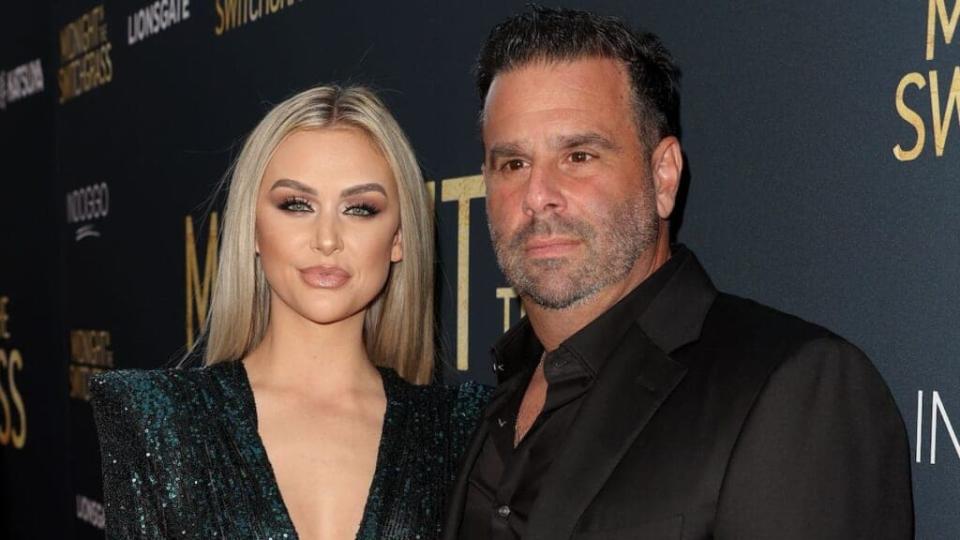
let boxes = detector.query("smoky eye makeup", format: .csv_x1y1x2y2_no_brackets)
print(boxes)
342,200,382,217
277,196,313,212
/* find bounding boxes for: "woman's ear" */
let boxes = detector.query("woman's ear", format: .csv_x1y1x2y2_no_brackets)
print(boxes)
390,227,403,262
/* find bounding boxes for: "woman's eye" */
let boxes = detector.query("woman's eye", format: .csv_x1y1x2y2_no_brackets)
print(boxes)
344,203,380,217
279,197,313,212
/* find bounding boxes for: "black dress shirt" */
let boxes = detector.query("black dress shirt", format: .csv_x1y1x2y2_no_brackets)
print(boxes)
459,251,685,540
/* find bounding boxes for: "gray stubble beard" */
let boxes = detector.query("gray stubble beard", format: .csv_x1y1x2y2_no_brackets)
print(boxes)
489,190,659,311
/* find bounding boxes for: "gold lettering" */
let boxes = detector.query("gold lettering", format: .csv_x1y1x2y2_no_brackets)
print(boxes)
8,350,25,449
929,67,960,156
69,330,114,367
57,5,111,104
0,297,9,340
101,42,113,83
927,0,960,60
69,365,86,400
440,176,486,370
185,213,219,347
224,0,241,33
214,0,225,35
894,72,928,161
69,364,105,401
495,287,524,332
214,0,301,36
0,350,9,444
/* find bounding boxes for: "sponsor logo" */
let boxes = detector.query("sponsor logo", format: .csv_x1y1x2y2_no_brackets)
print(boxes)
76,494,105,530
0,59,45,111
58,5,113,104
893,0,960,161
127,0,191,46
68,329,114,401
214,0,304,37
66,182,109,242
0,296,28,449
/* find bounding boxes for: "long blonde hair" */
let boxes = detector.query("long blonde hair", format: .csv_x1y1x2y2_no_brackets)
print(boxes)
200,85,435,384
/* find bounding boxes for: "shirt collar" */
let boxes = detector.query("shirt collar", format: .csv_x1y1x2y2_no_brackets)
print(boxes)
491,245,693,384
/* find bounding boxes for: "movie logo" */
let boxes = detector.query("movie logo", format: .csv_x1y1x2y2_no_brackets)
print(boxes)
0,296,28,449
68,329,114,402
58,4,113,104
214,0,303,37
893,0,959,161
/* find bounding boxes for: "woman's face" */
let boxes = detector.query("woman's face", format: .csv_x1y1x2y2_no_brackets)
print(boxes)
255,127,402,326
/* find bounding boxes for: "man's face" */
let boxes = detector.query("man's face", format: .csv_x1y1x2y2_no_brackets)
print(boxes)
482,57,661,310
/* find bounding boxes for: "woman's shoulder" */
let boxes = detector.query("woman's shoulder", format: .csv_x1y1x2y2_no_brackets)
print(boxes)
89,362,242,423
382,369,492,425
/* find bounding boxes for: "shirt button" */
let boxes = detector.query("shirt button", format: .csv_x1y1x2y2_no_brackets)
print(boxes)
496,505,511,518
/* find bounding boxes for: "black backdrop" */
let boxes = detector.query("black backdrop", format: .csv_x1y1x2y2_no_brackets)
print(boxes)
1,1,959,538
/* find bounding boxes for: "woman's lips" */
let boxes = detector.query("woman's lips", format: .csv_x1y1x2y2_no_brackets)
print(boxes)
299,265,351,289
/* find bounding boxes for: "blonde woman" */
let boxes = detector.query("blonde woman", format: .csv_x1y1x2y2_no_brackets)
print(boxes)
90,86,490,539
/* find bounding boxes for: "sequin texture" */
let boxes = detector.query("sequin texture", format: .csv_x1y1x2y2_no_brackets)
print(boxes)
90,362,491,539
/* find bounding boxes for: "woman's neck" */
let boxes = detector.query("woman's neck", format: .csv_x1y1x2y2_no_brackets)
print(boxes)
241,299,381,398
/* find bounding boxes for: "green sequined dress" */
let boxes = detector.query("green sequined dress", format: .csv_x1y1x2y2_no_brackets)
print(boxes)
90,361,490,539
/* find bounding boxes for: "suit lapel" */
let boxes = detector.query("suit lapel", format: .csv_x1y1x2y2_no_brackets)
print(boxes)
524,327,688,540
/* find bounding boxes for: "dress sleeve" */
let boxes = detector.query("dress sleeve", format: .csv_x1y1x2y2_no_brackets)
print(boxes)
448,382,493,462
89,371,167,539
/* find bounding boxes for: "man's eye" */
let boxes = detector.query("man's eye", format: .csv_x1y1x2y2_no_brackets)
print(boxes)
502,159,526,172
570,151,592,163
279,197,313,212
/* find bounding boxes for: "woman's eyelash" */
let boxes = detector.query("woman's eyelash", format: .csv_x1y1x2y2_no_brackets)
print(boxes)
278,197,313,212
344,203,381,217
277,197,380,216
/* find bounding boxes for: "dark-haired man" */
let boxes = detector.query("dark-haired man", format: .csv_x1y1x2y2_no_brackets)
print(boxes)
443,6,914,540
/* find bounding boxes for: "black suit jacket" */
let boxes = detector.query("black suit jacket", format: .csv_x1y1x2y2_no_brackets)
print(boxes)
444,251,914,539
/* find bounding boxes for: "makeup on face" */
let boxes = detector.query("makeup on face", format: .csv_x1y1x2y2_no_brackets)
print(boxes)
254,128,402,325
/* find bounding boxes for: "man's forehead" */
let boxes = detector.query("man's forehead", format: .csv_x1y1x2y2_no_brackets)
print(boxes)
486,56,630,101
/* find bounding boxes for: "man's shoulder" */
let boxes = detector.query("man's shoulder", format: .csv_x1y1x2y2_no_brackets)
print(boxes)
682,292,880,383
700,292,845,354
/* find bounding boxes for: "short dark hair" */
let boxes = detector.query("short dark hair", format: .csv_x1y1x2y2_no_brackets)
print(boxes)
475,5,681,149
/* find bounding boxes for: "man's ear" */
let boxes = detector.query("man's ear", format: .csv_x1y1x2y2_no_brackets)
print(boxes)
390,227,403,262
649,136,683,219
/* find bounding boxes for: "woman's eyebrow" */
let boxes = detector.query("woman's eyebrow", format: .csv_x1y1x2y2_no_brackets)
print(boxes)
269,178,318,195
341,182,387,197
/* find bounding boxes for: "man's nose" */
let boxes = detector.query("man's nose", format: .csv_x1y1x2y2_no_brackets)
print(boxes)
522,162,566,217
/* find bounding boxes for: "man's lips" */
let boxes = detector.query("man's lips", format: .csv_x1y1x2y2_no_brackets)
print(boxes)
299,265,351,289
524,237,581,257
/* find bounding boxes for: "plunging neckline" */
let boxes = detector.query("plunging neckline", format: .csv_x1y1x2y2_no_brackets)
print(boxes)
234,360,397,540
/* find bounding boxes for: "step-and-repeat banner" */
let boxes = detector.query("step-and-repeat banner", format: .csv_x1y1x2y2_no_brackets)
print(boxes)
1,1,958,538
